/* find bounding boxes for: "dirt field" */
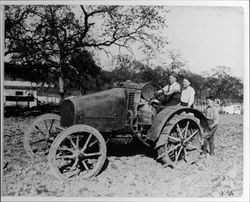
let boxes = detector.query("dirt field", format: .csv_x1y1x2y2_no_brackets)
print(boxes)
2,114,244,198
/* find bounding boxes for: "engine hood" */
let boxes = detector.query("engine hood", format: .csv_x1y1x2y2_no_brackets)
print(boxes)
60,88,127,132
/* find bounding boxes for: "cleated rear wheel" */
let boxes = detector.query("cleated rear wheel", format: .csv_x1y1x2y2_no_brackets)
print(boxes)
157,112,202,167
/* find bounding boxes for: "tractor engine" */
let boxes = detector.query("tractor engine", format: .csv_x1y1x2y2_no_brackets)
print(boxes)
136,82,157,126
137,100,157,125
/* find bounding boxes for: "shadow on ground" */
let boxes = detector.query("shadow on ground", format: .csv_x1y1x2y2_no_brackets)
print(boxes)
106,138,156,158
98,138,157,176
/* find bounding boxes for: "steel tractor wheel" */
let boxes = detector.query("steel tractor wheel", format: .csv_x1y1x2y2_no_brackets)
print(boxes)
157,112,202,167
48,125,107,180
23,113,62,159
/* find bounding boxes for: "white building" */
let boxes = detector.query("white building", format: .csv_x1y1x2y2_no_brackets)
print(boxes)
222,104,242,115
4,80,38,107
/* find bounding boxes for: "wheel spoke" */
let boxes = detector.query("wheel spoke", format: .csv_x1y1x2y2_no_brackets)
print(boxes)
168,135,181,143
81,160,90,171
84,151,102,157
44,120,49,132
174,150,178,161
168,143,181,153
58,146,74,153
183,148,195,163
183,148,188,160
66,169,80,178
76,135,79,149
67,136,77,149
34,125,46,136
48,119,55,134
184,121,189,138
176,124,183,139
184,130,198,143
55,150,63,157
175,147,183,163
80,134,92,153
69,158,78,172
56,154,75,159
89,139,98,148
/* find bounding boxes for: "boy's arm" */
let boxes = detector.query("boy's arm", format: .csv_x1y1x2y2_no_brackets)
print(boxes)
157,85,169,94
210,107,219,129
165,84,180,95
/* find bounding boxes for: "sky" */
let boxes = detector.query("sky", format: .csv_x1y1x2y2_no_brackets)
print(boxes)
97,5,245,79
165,6,244,78
2,2,246,79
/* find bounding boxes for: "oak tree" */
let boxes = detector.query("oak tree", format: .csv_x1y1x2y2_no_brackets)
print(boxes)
5,5,168,99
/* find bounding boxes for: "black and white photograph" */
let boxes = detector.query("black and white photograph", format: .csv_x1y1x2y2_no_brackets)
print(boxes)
1,0,249,201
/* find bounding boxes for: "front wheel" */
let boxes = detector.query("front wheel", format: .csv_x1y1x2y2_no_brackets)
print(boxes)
23,113,62,159
156,112,202,167
48,124,107,180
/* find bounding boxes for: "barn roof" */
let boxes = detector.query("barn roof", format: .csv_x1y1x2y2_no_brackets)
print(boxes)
4,80,50,90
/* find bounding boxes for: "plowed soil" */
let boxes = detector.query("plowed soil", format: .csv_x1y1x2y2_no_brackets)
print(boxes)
2,114,244,198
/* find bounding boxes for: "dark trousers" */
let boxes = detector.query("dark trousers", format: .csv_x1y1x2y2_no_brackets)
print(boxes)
164,99,180,106
203,125,218,155
163,92,181,106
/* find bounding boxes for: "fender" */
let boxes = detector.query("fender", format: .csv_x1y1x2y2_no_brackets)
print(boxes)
146,105,209,142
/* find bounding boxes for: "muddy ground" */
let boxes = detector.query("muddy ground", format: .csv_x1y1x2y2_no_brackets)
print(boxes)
2,114,244,199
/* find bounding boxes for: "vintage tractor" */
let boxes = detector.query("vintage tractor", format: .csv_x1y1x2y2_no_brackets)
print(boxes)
23,81,209,180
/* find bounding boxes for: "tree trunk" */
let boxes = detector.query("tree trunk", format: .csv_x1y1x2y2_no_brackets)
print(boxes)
59,75,64,101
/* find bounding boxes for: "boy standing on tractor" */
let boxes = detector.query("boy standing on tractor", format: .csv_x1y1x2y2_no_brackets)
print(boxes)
180,78,195,108
203,96,219,156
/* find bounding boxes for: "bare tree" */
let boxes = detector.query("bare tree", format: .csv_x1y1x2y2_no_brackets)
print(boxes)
5,5,168,99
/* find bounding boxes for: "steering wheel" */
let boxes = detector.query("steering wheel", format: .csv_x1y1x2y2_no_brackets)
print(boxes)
152,84,167,104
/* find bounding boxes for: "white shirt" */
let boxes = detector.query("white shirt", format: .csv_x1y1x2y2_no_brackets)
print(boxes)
163,81,180,94
180,86,195,106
